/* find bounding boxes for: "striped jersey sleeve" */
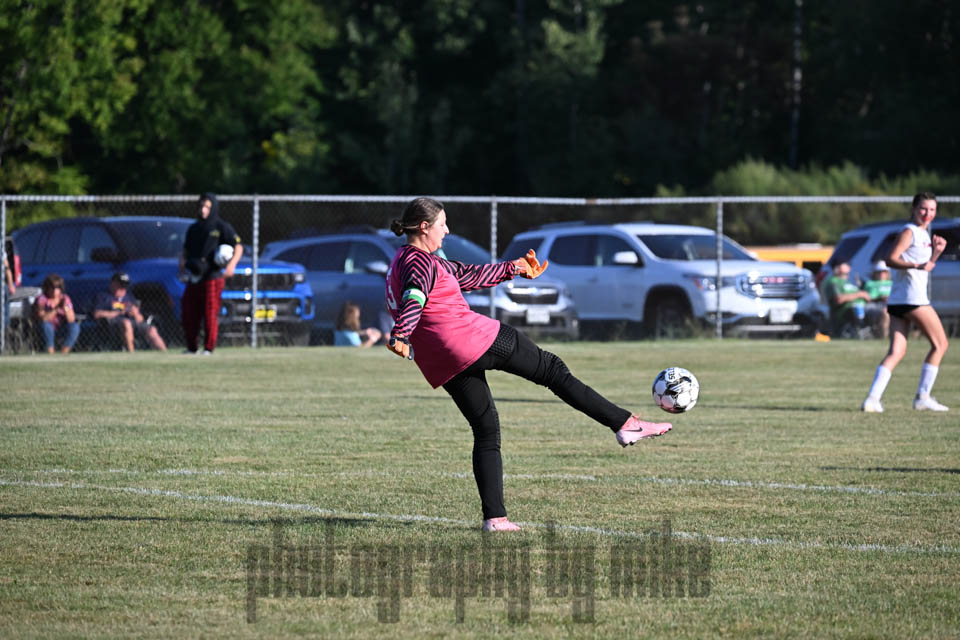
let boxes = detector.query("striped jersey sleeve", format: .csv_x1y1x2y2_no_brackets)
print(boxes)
438,257,519,291
391,246,437,338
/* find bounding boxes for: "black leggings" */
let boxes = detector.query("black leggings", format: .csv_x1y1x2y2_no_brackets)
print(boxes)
442,324,630,519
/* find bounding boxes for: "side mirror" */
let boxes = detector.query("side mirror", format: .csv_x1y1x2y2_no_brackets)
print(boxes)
90,247,124,263
364,260,389,276
612,250,640,266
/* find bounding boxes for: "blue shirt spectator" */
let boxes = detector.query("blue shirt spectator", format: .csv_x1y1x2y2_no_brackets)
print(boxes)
92,272,167,352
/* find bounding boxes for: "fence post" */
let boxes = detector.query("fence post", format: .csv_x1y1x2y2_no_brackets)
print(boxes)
489,196,497,318
1,198,6,355
251,195,260,348
715,199,723,339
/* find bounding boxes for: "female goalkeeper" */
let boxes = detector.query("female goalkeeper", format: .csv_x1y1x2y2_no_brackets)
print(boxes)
385,197,671,532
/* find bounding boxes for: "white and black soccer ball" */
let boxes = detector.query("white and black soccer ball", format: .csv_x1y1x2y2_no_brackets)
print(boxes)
213,244,234,267
652,367,700,413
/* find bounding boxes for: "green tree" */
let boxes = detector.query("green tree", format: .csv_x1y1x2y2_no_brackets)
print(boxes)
801,0,960,176
516,0,623,195
319,0,498,194
0,0,146,193
320,0,625,195
89,0,334,193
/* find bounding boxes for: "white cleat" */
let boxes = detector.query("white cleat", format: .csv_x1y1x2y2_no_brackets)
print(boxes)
861,397,884,413
913,395,949,412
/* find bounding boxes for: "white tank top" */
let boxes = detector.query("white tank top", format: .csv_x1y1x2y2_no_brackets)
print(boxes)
888,223,931,306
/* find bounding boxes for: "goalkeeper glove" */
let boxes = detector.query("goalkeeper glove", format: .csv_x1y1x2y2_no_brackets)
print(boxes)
513,249,548,279
386,334,413,359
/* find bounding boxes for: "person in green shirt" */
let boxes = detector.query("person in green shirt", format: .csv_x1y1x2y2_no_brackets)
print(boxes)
822,261,871,337
863,260,892,337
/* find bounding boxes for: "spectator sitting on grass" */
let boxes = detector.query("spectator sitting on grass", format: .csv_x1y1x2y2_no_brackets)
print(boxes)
334,301,382,347
93,272,167,352
34,273,79,354
822,261,871,336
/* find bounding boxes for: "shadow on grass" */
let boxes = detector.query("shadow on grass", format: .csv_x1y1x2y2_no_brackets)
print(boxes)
820,466,960,474
707,404,830,412
491,397,560,404
0,513,389,528
411,395,557,404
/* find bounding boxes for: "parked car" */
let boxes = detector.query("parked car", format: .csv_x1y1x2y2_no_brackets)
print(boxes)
820,217,960,335
261,228,580,343
501,222,822,337
12,216,314,347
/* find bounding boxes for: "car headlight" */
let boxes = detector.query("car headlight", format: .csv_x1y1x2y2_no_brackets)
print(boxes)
686,274,735,291
687,275,715,291
294,272,305,283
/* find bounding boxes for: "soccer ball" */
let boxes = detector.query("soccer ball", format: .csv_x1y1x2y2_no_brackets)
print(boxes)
652,367,700,413
213,244,234,267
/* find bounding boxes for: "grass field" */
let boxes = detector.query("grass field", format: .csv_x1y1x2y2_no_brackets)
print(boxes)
1,339,958,638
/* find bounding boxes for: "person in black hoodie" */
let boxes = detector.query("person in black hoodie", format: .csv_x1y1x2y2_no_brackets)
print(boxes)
178,193,243,354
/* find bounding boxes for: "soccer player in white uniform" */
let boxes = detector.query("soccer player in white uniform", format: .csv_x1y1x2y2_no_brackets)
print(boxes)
862,192,950,412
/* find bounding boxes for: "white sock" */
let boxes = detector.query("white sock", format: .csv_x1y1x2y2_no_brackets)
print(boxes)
916,363,939,399
867,365,892,400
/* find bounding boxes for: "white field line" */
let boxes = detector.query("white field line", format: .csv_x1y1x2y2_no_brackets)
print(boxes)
13,468,599,482
638,476,960,499
10,467,960,499
1,478,958,556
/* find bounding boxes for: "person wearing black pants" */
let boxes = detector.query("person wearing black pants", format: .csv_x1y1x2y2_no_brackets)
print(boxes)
385,197,671,532
443,324,634,522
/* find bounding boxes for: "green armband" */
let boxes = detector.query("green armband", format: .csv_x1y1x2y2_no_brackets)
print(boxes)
402,287,426,307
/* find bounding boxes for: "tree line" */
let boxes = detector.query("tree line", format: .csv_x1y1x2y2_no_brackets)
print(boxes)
2,1,959,243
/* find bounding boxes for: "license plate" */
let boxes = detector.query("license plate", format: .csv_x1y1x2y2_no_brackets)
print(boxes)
769,307,793,324
525,308,551,325
254,305,277,321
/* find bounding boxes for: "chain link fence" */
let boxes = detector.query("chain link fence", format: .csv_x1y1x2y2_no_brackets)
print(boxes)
2,194,958,355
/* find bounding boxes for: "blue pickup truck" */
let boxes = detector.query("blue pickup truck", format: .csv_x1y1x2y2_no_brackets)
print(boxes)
12,216,314,347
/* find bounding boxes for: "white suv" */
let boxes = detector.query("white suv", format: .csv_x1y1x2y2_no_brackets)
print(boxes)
502,222,822,337
822,218,960,335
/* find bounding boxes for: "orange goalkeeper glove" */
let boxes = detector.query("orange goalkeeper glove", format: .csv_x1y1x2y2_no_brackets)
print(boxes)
513,249,548,279
386,335,413,359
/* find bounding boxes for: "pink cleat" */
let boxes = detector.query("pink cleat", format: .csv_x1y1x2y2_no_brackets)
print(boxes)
616,415,672,448
482,517,521,532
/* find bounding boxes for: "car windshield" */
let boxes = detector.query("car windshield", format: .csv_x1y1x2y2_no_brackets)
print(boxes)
501,237,544,261
636,234,754,261
827,236,868,268
108,219,191,258
385,233,492,263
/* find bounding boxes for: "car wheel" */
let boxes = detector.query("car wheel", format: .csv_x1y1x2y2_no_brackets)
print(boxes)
149,308,183,347
282,324,310,346
580,320,627,341
136,288,183,347
646,295,693,339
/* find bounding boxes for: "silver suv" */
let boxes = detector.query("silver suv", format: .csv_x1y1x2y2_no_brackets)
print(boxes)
822,218,960,335
502,222,822,337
